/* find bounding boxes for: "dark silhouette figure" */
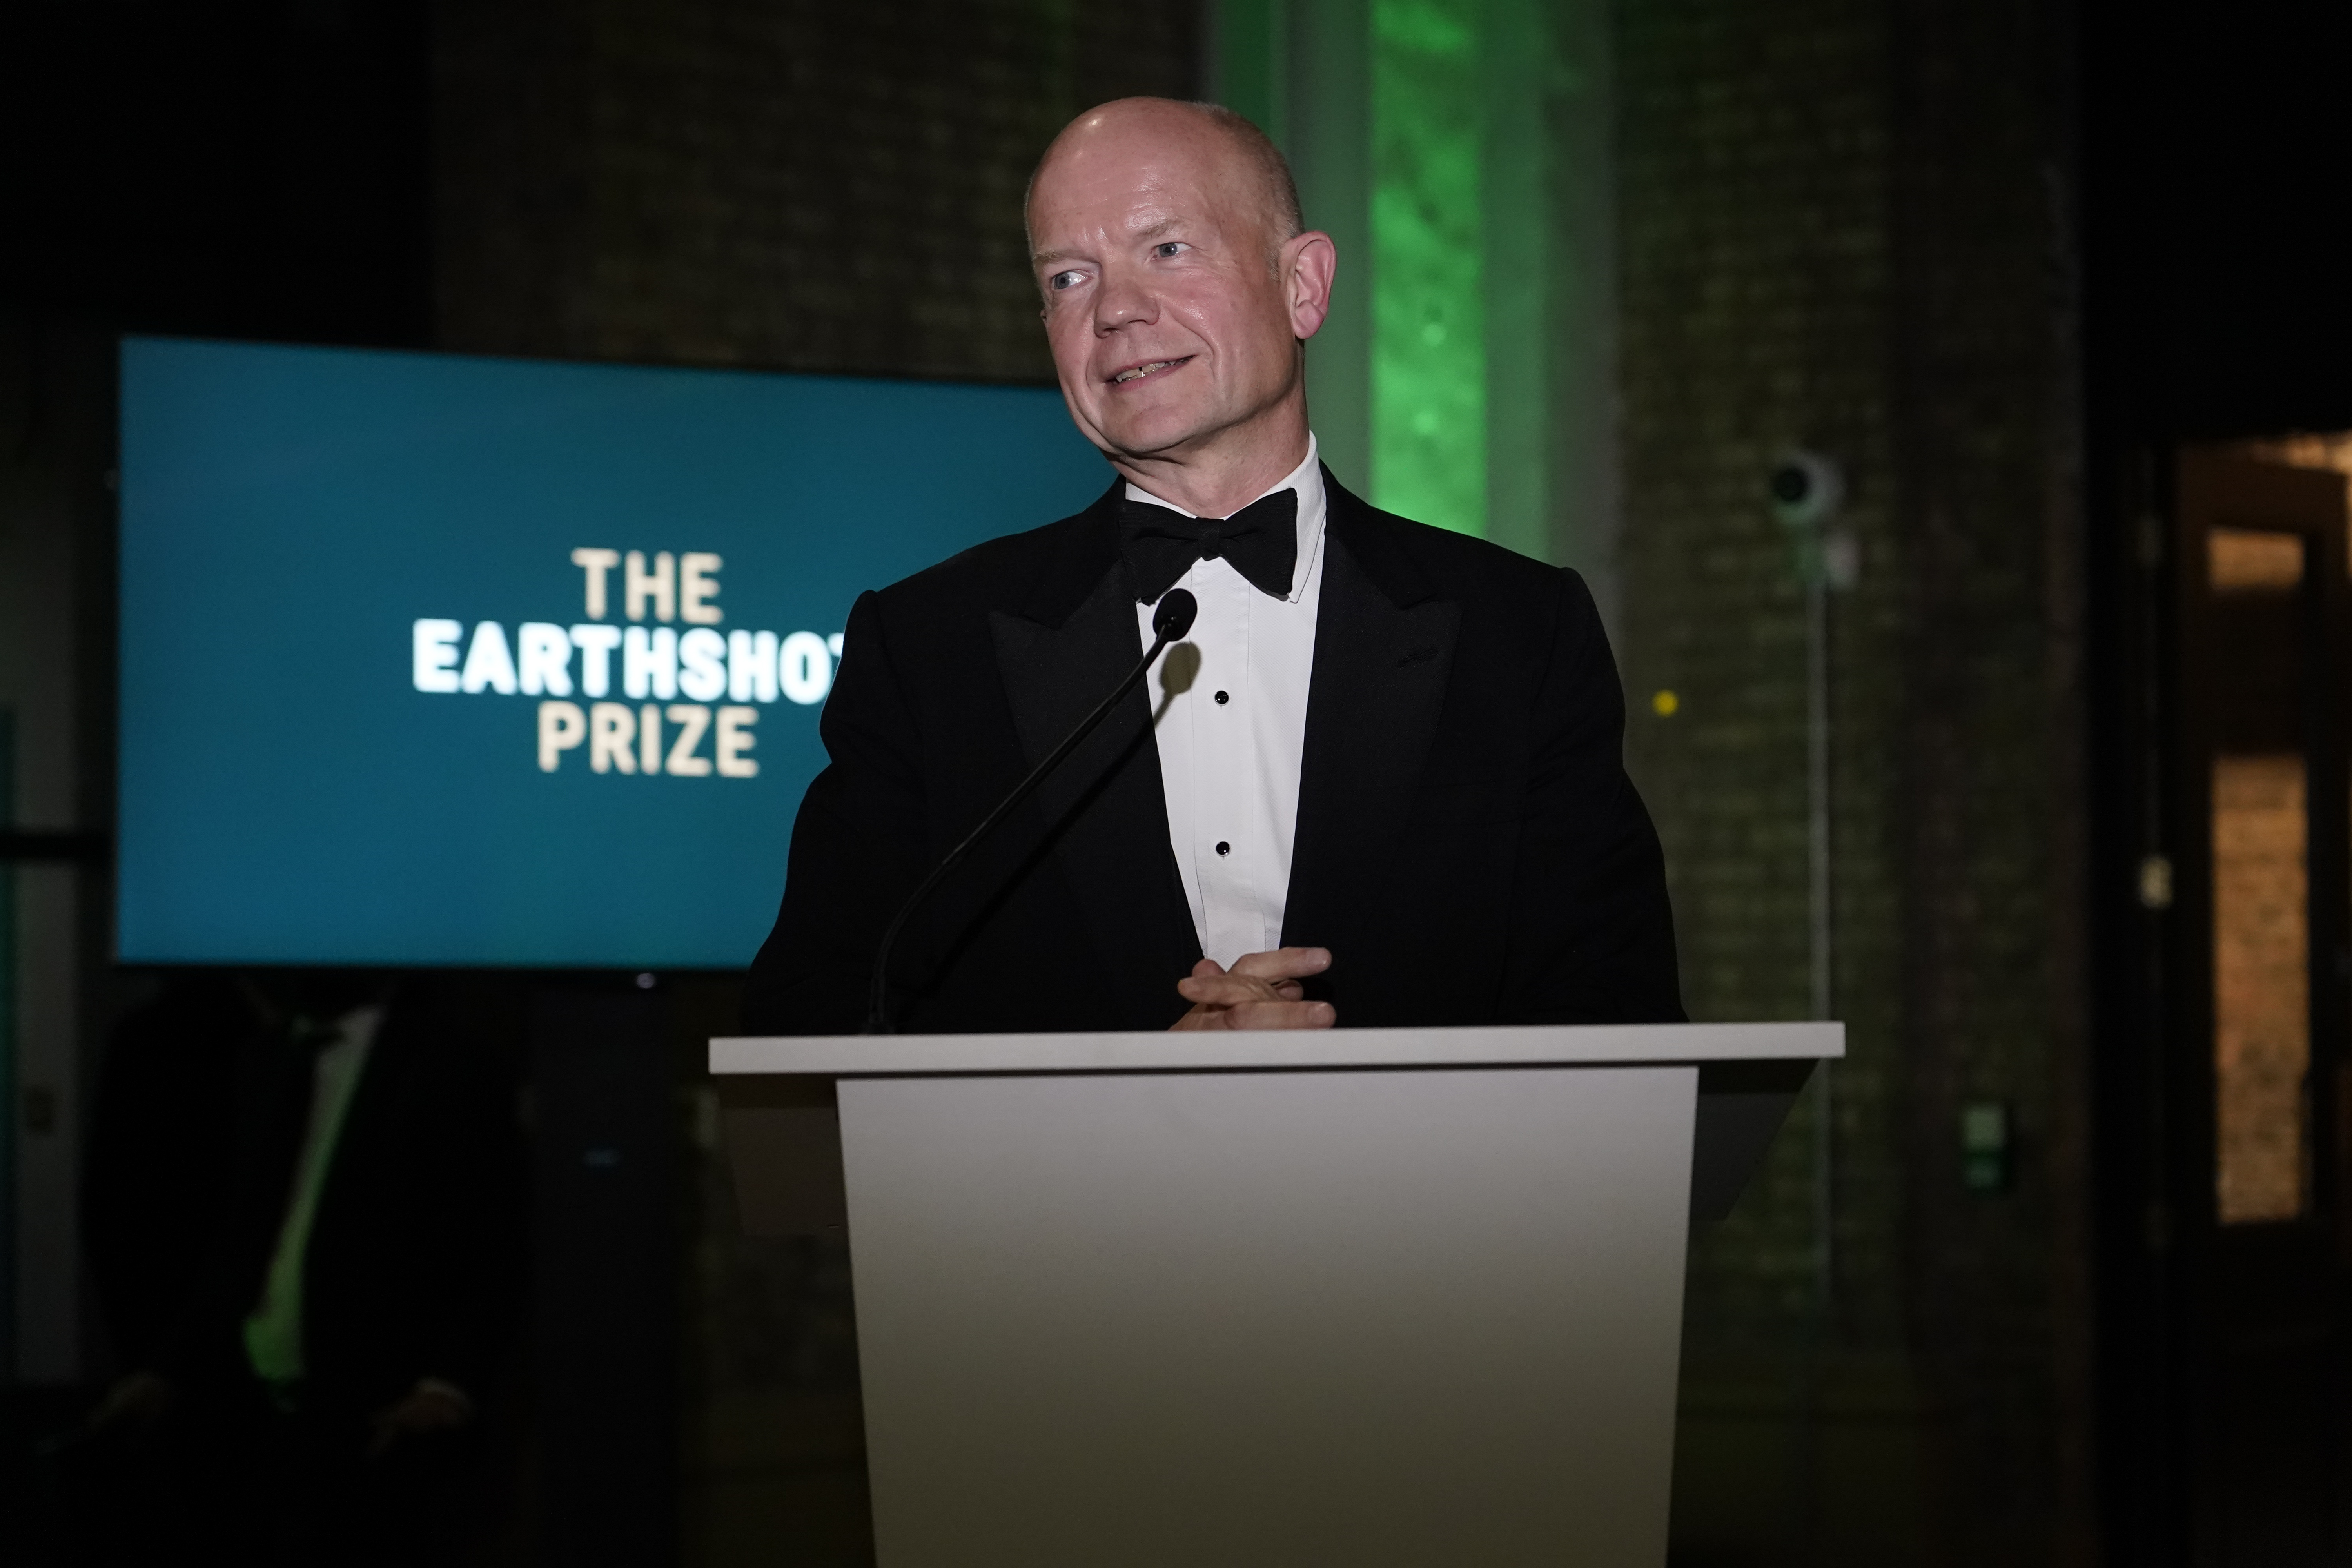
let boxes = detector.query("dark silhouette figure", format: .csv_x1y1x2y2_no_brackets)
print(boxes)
70,972,525,1566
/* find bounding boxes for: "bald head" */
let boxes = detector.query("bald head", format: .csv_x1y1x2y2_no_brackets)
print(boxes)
1028,99,1303,268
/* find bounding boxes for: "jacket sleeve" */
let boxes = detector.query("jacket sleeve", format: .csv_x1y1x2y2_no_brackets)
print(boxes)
742,589,933,1034
1500,569,1685,1024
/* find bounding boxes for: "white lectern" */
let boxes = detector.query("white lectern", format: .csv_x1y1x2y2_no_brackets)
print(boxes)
710,1022,1841,1567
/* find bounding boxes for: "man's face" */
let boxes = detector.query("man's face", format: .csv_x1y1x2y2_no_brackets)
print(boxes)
1028,114,1314,463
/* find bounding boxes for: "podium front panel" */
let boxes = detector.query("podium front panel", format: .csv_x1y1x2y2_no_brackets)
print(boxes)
840,1063,1697,1567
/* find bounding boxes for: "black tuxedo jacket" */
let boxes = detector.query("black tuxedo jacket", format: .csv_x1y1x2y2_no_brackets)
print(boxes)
85,976,526,1415
744,470,1681,1034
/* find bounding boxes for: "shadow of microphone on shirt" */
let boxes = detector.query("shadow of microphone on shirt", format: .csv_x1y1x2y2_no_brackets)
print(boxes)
864,587,1200,1034
1154,641,1202,723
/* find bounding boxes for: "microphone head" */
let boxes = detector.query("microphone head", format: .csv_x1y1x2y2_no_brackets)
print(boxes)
1152,588,1198,642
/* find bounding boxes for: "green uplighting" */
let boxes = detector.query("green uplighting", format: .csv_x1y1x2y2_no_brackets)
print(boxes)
1370,0,1486,539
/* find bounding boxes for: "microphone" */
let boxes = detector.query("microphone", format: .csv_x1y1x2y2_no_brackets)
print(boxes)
864,588,1199,1033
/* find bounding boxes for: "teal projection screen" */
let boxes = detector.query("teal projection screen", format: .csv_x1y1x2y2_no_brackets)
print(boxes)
117,338,1106,967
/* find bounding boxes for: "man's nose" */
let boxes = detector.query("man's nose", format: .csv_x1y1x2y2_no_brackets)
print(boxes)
1093,267,1157,332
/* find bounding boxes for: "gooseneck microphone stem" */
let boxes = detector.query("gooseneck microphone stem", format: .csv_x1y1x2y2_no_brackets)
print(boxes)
864,589,1198,1034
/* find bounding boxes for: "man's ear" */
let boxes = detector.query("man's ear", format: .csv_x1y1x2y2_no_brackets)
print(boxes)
1286,231,1338,341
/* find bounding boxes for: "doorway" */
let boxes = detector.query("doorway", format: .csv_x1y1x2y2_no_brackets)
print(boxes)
2111,443,2352,1565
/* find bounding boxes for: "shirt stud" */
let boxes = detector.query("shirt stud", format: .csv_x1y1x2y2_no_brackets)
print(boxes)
1215,841,1231,856
1215,690,1230,704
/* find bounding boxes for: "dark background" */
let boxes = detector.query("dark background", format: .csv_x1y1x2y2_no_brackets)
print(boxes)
4,0,2350,1562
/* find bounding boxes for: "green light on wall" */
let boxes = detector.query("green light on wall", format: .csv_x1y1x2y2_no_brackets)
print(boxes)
1370,0,1485,538
1218,0,1609,575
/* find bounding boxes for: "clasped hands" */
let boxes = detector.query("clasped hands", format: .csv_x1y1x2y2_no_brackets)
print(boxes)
1170,946,1336,1030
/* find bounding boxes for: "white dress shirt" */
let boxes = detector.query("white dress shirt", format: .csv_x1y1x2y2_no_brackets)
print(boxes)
1129,437,1327,968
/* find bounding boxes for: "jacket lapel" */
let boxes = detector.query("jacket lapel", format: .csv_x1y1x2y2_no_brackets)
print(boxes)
1281,473,1460,963
989,487,1201,1021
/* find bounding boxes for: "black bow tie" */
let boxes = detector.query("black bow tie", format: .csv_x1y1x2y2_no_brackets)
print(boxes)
1120,488,1299,603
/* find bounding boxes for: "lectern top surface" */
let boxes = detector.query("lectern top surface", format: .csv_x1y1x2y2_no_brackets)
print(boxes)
709,1020,1842,1078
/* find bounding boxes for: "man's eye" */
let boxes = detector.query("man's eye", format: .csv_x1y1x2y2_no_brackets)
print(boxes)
1153,242,1187,258
1050,270,1084,291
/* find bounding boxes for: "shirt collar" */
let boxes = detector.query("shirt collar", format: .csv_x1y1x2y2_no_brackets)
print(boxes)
1122,435,1326,603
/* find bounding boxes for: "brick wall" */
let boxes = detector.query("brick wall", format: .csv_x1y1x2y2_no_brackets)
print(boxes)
434,0,1201,379
1615,0,2089,1561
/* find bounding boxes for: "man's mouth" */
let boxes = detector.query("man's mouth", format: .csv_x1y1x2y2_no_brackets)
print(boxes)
1108,357,1192,386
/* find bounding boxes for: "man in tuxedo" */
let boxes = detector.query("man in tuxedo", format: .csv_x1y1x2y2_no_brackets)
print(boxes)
745,97,1679,1034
